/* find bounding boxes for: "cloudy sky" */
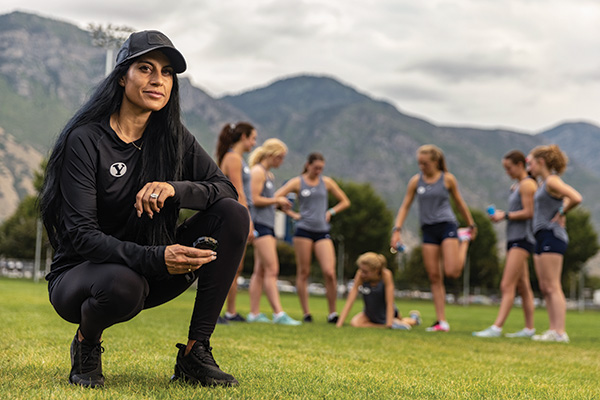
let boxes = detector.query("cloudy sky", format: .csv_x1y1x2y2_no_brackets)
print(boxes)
2,0,599,132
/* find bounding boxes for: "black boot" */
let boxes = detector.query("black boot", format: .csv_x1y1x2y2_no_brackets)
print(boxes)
171,340,239,387
69,332,105,388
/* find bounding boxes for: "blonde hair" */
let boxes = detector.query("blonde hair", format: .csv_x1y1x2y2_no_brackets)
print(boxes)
356,252,387,273
417,144,448,172
248,138,288,167
531,144,568,175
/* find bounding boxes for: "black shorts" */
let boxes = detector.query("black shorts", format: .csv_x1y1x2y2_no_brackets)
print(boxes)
421,222,458,245
365,308,398,325
507,239,534,254
294,228,331,242
534,229,567,255
254,223,275,238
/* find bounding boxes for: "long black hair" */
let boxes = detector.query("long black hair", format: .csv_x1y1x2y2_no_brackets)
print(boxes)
40,58,186,248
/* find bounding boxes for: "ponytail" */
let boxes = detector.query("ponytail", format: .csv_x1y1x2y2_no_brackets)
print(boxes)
216,122,255,167
531,144,568,175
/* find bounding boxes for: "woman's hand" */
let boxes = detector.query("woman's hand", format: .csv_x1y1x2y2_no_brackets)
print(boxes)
551,213,567,228
390,231,402,249
164,244,216,275
489,209,505,223
469,225,478,240
275,196,292,211
135,182,175,219
247,220,256,243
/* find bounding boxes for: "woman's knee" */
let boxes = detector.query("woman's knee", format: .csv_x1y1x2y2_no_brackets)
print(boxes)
297,266,311,280
93,270,148,316
500,278,516,295
322,269,336,282
427,270,443,284
442,259,462,278
213,198,249,231
263,264,280,278
350,315,361,327
538,281,561,297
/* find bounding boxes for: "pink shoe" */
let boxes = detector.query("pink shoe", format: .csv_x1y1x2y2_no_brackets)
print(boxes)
425,320,450,332
457,228,472,242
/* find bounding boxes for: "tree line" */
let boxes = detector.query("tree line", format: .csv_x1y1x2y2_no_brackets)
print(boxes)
1,163,598,295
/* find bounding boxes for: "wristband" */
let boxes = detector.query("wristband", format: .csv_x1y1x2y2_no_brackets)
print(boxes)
504,213,510,221
392,226,402,233
469,224,476,230
328,208,336,216
559,206,565,216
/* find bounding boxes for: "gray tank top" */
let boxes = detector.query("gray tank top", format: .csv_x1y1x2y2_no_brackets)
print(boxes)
359,279,397,325
250,167,275,228
506,179,535,244
296,176,330,232
533,181,568,243
242,159,252,209
416,173,457,226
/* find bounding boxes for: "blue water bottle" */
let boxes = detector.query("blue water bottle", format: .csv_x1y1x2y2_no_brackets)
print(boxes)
486,204,496,216
390,242,406,254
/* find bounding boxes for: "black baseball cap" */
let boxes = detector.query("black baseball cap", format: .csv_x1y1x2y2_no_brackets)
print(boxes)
115,30,187,73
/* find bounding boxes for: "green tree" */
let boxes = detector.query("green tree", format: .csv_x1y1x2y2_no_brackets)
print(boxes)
464,209,501,290
399,245,429,289
0,159,48,259
0,195,42,259
564,208,599,274
328,180,395,279
562,208,599,290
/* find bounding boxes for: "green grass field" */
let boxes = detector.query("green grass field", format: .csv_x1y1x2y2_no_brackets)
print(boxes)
1,278,599,399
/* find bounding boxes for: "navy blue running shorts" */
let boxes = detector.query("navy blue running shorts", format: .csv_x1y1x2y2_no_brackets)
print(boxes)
294,228,331,242
534,229,567,255
254,223,275,238
507,239,534,254
421,222,458,245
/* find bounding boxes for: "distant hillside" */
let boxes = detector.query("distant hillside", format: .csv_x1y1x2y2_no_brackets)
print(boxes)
0,127,43,221
0,11,105,148
540,122,600,177
221,75,600,232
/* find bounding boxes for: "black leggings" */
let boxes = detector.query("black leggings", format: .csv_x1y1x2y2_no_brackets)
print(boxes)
49,198,249,343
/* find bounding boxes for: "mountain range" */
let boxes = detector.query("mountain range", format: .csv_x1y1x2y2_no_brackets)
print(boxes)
1,11,599,238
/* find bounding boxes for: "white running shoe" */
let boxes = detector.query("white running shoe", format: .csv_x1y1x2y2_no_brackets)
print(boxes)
472,326,502,338
391,321,412,330
408,310,422,326
425,320,450,332
246,313,271,323
505,328,535,338
531,330,570,343
272,312,301,326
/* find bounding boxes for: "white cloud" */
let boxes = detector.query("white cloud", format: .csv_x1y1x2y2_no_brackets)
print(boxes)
1,0,599,131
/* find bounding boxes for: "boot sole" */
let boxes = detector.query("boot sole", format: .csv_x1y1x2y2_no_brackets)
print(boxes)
171,364,239,387
69,374,105,388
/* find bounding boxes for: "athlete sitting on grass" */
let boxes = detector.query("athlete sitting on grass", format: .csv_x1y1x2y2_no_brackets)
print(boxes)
336,252,421,330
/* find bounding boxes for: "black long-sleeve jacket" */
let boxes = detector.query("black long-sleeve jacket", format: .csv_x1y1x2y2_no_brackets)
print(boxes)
46,118,237,283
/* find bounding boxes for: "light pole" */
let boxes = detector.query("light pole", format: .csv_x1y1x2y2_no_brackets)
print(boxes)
88,24,135,76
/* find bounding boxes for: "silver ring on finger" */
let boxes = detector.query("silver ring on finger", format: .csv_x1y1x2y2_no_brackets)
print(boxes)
150,193,159,199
